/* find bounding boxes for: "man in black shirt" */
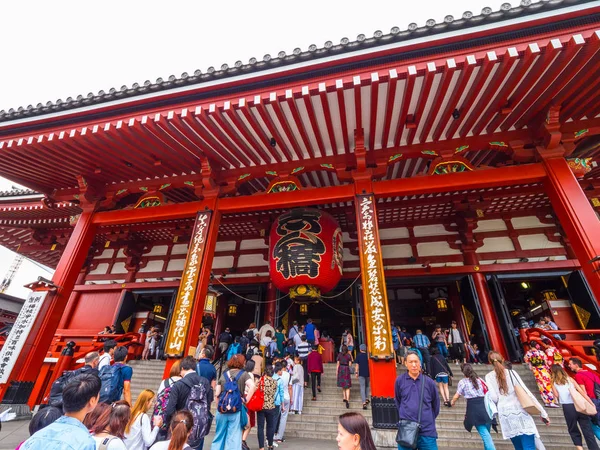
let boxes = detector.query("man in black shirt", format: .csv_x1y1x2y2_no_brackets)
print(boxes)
165,356,211,449
218,327,233,356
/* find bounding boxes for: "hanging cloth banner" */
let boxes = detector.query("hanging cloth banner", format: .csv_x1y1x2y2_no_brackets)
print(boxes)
0,291,48,383
355,194,394,360
165,210,213,357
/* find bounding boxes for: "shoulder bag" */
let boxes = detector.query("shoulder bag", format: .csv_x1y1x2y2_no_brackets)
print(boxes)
509,370,540,415
569,378,598,416
396,375,426,449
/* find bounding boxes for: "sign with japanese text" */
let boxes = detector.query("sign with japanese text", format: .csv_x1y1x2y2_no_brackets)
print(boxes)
0,291,48,383
165,211,212,357
355,195,394,360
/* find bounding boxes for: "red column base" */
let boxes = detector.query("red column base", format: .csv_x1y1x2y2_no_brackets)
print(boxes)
369,359,397,398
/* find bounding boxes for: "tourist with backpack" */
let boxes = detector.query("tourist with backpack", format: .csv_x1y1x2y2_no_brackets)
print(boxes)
273,362,292,445
154,360,181,441
99,340,118,369
165,357,212,450
49,351,100,408
217,328,233,358
239,331,250,355
242,359,260,450
124,389,162,450
226,337,242,361
89,400,131,450
196,347,217,397
149,411,194,450
99,346,133,406
21,374,100,450
246,323,259,343
211,354,256,450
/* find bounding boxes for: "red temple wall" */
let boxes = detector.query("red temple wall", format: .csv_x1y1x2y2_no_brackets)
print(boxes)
64,290,122,330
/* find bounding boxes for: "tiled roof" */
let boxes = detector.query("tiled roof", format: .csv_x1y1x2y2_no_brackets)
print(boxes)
0,188,39,198
0,0,595,124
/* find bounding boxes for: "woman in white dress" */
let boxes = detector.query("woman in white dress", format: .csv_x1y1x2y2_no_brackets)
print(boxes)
485,351,549,450
124,389,162,450
291,355,304,414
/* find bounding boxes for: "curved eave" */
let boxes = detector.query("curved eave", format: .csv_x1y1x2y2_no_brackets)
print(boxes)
0,0,598,135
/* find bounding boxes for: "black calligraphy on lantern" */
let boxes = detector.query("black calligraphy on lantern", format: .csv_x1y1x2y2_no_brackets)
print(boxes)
274,210,325,279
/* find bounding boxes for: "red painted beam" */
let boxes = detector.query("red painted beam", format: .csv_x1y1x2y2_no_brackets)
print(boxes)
373,163,546,198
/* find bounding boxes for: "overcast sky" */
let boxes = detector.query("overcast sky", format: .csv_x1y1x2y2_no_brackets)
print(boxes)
0,0,516,297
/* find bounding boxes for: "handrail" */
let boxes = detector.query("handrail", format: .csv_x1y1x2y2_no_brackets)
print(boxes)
524,328,600,377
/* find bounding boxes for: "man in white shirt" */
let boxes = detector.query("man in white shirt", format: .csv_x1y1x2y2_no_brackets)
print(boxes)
98,339,117,369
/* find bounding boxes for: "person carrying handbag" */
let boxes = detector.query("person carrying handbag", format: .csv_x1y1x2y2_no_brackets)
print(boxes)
394,351,440,450
485,351,549,450
550,364,599,450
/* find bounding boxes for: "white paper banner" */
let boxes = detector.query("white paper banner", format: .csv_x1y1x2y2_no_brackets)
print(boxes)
0,291,48,383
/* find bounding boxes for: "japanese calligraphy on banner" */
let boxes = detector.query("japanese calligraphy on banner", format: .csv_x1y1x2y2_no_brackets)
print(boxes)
165,210,212,357
0,291,48,383
355,195,394,360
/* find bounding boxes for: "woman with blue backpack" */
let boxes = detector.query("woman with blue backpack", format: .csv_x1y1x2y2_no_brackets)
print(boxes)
210,354,256,450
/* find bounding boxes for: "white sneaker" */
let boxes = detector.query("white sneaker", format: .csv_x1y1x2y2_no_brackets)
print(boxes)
298,411,302,415
273,443,279,448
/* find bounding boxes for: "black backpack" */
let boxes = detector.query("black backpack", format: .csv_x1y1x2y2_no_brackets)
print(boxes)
48,365,94,407
49,370,77,407
247,329,255,342
99,364,124,403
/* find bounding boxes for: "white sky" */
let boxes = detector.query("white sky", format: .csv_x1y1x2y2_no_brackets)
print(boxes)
0,0,513,297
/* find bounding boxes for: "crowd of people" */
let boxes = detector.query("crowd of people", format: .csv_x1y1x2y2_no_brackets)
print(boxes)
17,315,600,450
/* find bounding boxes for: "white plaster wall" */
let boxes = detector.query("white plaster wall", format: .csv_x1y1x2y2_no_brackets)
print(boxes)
171,244,189,255
343,248,359,262
88,263,109,275
147,245,168,256
138,260,164,273
414,224,455,237
167,259,185,272
240,239,268,250
476,237,515,253
216,241,236,251
212,255,235,269
97,249,115,259
474,219,507,232
417,241,461,256
382,244,412,259
237,254,267,268
511,216,553,229
380,227,409,239
111,262,127,274
518,234,563,250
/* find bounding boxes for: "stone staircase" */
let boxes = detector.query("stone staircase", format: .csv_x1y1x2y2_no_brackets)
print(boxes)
284,363,579,449
126,359,581,448
128,360,167,405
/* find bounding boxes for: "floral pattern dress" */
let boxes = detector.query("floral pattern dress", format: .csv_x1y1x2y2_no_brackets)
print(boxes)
337,353,352,388
524,347,558,407
545,346,564,367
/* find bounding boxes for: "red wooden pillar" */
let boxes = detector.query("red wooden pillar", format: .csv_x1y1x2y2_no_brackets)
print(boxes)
471,272,509,358
0,210,97,403
464,252,509,358
163,203,221,377
543,156,600,302
263,282,277,325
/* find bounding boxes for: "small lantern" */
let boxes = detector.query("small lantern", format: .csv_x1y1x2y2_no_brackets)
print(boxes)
299,304,308,315
520,281,531,290
203,287,221,317
436,297,448,312
228,304,238,316
153,304,164,314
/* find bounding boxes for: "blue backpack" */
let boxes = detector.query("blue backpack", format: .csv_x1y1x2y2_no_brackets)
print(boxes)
99,364,124,403
217,370,244,414
226,342,241,361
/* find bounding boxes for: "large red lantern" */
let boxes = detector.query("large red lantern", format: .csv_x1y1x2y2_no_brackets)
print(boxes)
269,208,343,300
